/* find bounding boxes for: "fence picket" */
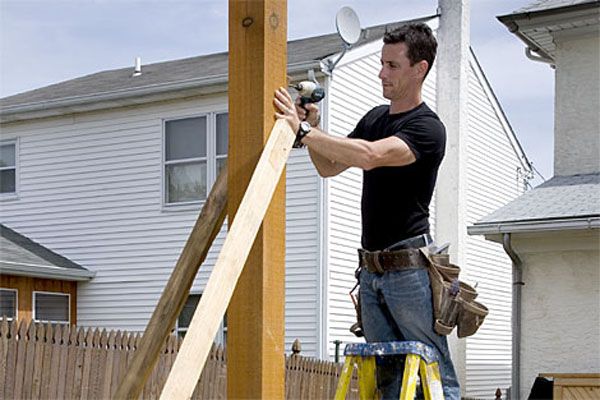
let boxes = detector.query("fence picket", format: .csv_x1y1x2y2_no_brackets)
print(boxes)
110,331,124,399
0,318,9,399
15,320,31,400
55,325,69,400
37,323,53,399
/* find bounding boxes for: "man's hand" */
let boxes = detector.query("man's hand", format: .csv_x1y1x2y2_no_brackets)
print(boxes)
274,87,300,134
296,102,321,128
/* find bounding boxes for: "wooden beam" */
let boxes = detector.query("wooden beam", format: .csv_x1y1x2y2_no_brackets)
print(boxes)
159,119,294,400
228,1,288,398
114,166,228,400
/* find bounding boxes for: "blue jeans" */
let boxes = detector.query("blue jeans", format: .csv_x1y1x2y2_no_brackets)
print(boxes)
359,267,460,400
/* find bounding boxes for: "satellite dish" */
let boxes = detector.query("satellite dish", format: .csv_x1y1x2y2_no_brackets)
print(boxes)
336,7,361,46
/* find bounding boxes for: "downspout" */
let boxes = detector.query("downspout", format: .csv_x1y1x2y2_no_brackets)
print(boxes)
503,233,524,399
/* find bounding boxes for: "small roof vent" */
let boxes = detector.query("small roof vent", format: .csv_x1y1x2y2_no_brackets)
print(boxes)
132,57,142,77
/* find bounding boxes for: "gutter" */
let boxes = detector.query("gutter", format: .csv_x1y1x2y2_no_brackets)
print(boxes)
467,216,600,236
497,18,555,66
0,261,96,281
503,234,523,400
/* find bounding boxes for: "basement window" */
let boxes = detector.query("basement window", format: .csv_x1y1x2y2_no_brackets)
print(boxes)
177,293,227,346
0,288,17,320
163,112,228,206
33,291,70,324
0,141,17,195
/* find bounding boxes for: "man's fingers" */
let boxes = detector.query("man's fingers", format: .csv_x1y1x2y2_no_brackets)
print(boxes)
273,97,287,111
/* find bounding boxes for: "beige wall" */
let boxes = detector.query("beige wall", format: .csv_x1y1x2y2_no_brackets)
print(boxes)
511,230,600,399
554,30,600,176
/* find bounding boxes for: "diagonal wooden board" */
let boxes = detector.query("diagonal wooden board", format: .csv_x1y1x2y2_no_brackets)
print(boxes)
114,165,228,400
159,118,296,400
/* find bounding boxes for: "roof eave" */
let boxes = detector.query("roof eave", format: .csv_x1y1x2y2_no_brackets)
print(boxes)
0,261,96,281
0,60,323,123
497,1,600,62
467,216,600,236
498,2,599,24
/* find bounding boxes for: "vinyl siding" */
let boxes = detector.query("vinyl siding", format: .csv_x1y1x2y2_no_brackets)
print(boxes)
326,49,438,359
464,55,525,398
0,94,320,355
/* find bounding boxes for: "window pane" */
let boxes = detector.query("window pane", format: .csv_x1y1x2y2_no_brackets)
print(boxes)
216,157,227,175
166,117,207,161
35,293,69,323
178,294,201,333
216,113,228,156
166,161,207,203
0,169,15,193
0,144,15,167
0,289,16,319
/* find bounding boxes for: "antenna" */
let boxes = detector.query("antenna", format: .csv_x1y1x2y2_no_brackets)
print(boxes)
327,7,362,74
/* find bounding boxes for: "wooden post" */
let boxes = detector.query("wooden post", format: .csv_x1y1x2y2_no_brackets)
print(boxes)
228,1,287,399
113,166,227,400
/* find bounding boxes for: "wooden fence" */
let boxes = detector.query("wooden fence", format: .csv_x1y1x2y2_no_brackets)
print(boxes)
0,319,358,399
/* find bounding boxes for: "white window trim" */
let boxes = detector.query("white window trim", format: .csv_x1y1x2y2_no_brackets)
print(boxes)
161,110,228,211
176,292,226,346
32,290,70,324
0,138,19,200
0,287,18,321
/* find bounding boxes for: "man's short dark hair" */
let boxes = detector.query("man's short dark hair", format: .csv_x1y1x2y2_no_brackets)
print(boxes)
383,23,437,78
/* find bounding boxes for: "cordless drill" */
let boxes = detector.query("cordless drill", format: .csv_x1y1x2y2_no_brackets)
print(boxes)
294,81,326,108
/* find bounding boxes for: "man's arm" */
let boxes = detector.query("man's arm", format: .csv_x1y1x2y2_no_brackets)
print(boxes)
306,145,349,178
303,127,416,171
274,87,416,177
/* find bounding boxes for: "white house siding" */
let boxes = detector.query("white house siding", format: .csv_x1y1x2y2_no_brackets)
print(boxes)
464,57,525,398
0,95,321,355
325,49,438,359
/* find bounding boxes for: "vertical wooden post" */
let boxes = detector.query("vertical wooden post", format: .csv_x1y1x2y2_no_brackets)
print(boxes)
228,1,287,399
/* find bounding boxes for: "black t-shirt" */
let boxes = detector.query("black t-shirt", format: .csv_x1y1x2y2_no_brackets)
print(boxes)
348,102,446,251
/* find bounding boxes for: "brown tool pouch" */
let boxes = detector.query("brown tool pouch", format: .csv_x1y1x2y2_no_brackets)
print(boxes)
349,267,364,337
422,248,489,337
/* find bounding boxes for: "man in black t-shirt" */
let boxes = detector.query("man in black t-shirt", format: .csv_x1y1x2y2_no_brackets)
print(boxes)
274,23,459,399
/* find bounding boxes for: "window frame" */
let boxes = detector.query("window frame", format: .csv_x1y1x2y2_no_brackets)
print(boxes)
176,292,226,346
0,288,18,321
161,110,228,209
32,290,70,324
0,138,19,199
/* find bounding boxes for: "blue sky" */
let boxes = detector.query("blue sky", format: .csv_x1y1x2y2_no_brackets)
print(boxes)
0,0,554,183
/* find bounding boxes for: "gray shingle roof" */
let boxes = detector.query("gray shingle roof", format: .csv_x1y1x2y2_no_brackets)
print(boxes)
513,0,598,14
475,173,600,225
0,15,436,110
0,224,94,280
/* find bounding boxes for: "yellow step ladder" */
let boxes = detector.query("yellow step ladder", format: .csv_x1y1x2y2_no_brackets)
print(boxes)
334,341,444,400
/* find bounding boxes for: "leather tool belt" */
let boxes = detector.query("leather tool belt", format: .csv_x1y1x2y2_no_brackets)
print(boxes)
358,248,428,274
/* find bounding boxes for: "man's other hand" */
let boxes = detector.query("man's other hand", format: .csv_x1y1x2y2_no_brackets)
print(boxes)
297,102,321,128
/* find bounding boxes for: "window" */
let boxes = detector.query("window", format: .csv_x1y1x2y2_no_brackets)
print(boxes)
177,293,227,345
0,141,17,194
163,112,228,205
216,113,228,175
33,292,70,324
0,288,17,320
177,294,201,338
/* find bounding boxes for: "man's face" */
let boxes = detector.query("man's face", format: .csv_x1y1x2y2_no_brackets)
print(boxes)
378,42,426,101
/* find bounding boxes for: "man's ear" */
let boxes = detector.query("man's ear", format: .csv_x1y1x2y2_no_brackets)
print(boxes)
417,60,429,78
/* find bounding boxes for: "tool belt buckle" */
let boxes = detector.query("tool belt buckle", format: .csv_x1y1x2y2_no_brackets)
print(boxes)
369,250,385,274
